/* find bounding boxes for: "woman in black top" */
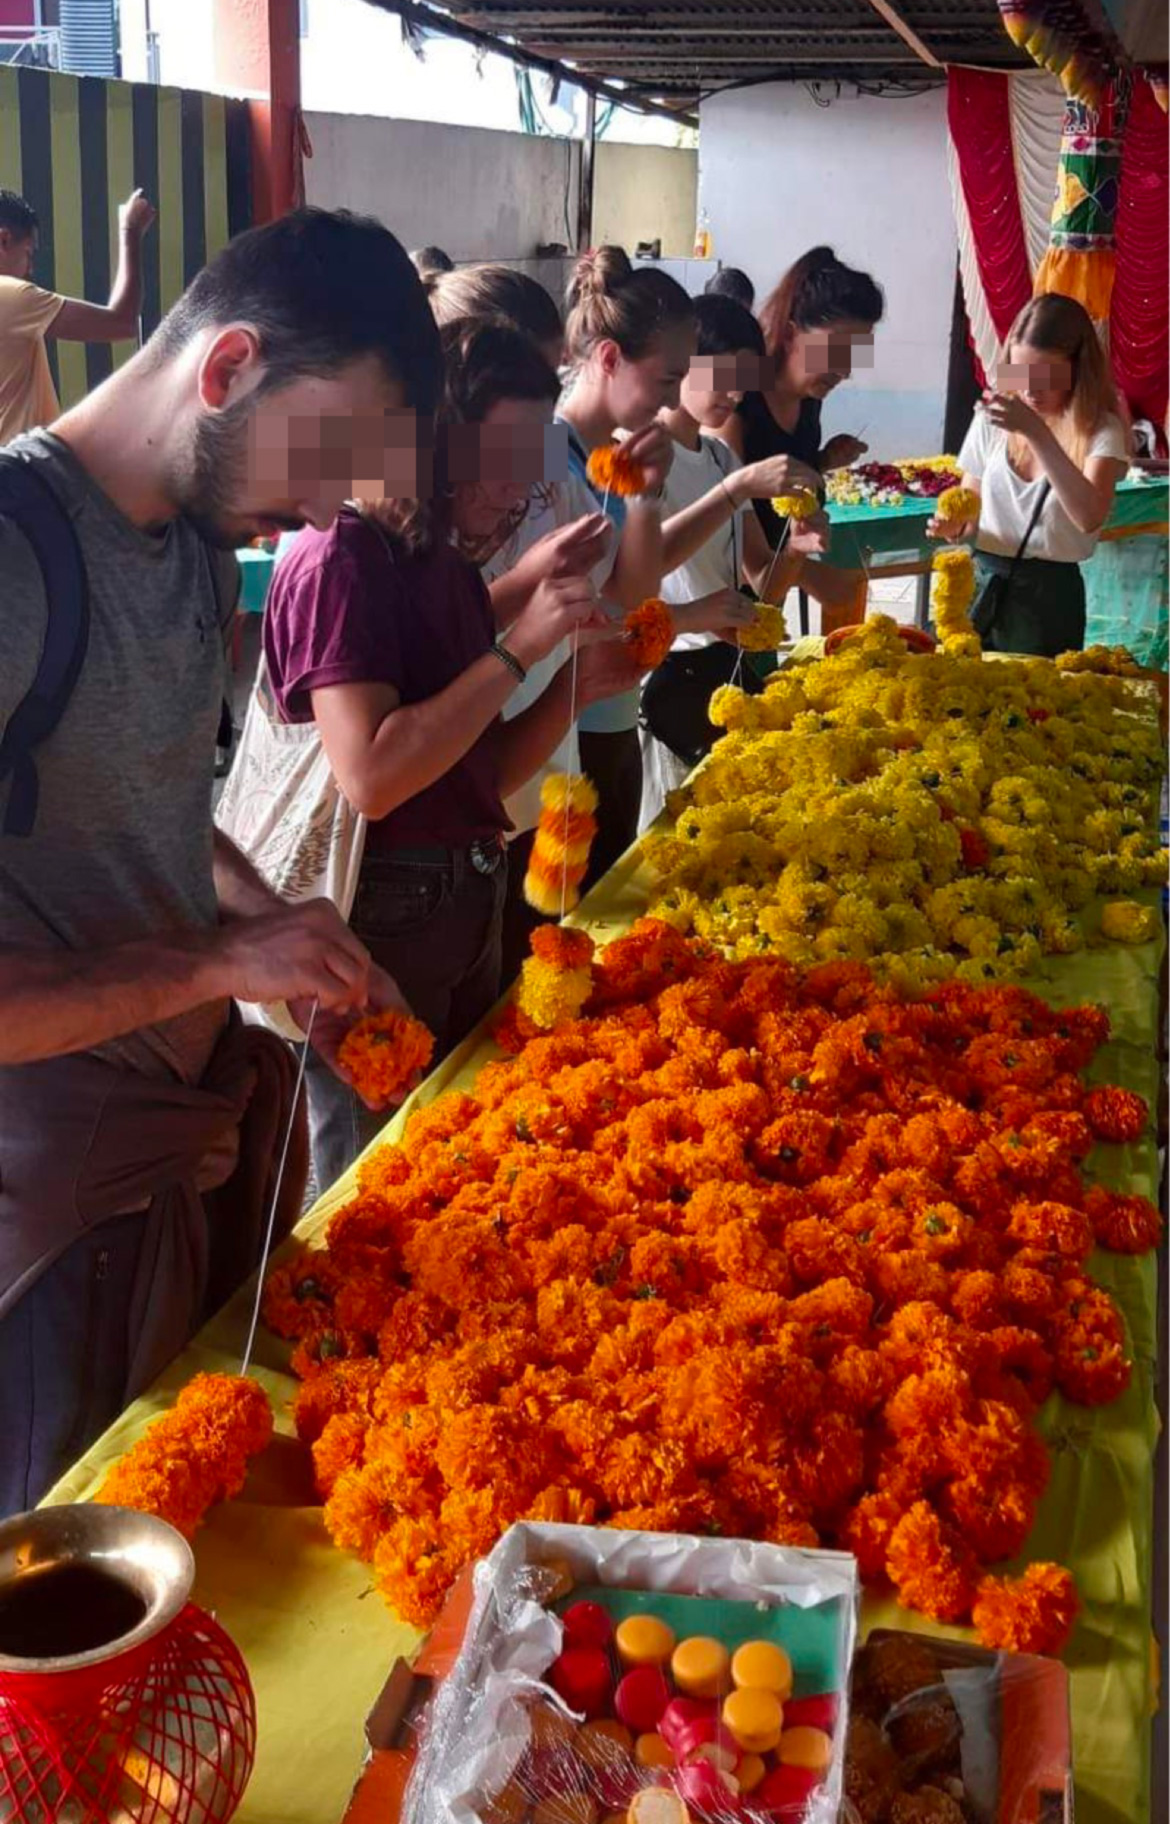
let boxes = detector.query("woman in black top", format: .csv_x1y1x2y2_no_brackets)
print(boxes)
722,247,884,608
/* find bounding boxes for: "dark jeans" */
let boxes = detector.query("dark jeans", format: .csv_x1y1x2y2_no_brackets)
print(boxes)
578,726,643,892
502,828,545,989
306,844,506,1190
0,1209,151,1516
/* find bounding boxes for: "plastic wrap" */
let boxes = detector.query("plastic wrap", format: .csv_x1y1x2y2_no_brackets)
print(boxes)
401,1522,859,1824
847,1631,1073,1824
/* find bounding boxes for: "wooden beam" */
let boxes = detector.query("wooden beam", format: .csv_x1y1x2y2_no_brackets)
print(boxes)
861,0,943,69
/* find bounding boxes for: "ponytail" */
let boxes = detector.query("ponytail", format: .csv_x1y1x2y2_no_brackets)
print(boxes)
565,243,692,366
758,246,884,356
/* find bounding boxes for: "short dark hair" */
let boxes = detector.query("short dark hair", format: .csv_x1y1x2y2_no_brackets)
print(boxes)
694,293,765,360
704,267,754,311
152,207,443,416
411,245,454,277
0,191,38,240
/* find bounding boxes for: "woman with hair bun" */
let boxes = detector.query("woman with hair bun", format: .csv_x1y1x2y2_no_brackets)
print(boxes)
558,244,695,880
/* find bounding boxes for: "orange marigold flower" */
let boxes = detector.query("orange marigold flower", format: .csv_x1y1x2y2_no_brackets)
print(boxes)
942,1471,1036,1564
1083,1085,1148,1143
530,924,596,971
1052,1322,1132,1405
311,1411,368,1499
624,597,675,669
586,441,647,497
1006,1198,1094,1261
971,1562,1079,1655
885,1500,979,1622
1084,1185,1164,1253
96,1372,273,1539
337,1010,434,1106
840,1490,906,1581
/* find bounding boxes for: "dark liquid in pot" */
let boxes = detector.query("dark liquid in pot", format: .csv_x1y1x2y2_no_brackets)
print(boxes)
0,1562,148,1657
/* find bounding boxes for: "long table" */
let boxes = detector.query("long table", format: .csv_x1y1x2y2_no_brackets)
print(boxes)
46,850,1164,1824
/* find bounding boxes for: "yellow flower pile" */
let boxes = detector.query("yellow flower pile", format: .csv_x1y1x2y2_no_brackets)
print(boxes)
931,548,981,657
737,599,789,652
1056,644,1141,676
1100,899,1160,944
643,616,1166,986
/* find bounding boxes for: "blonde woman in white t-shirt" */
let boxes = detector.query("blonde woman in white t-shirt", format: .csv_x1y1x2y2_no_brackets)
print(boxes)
931,293,1129,656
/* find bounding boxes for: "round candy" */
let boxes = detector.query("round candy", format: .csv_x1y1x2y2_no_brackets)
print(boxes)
671,1636,731,1700
615,1665,672,1734
634,1732,674,1770
673,1762,738,1810
529,1703,577,1753
782,1693,838,1734
551,1646,613,1719
577,1719,634,1768
736,1754,767,1795
754,1763,820,1813
689,1741,737,1775
779,1724,833,1772
615,1614,676,1668
730,1640,793,1701
627,1794,689,1824
563,1600,614,1650
534,1798,598,1824
659,1697,713,1753
722,1687,785,1755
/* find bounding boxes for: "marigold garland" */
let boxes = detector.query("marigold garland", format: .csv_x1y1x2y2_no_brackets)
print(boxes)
935,485,981,526
586,444,646,498
970,1562,1080,1655
523,772,598,915
95,1373,273,1539
930,548,979,657
737,600,789,653
337,1010,435,1105
262,921,1154,1638
516,925,597,1032
624,597,675,669
771,488,819,521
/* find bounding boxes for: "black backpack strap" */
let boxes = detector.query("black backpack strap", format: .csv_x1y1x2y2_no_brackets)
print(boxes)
0,454,90,838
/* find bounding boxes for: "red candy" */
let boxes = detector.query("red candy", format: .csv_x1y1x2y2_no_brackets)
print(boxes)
659,1697,714,1752
673,1761,738,1810
550,1646,613,1720
562,1600,615,1651
615,1665,672,1734
781,1694,838,1734
755,1762,822,1818
673,1714,737,1767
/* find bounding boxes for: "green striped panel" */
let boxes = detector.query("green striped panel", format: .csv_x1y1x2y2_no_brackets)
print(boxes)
0,67,21,195
105,79,136,370
202,92,230,262
155,85,184,326
48,73,87,412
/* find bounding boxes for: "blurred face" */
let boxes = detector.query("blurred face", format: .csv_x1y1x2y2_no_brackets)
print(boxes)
178,333,421,547
449,395,560,541
999,342,1074,417
681,350,770,427
0,227,35,281
785,318,875,398
599,323,695,430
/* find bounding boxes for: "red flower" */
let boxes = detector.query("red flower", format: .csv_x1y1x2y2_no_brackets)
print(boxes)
958,826,990,870
1083,1085,1148,1143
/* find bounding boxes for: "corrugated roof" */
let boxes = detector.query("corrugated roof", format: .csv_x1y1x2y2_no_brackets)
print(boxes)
370,0,1032,115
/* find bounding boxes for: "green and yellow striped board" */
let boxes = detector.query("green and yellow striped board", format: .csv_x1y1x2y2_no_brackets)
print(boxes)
0,65,251,407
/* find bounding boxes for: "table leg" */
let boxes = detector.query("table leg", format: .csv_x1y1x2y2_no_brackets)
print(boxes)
915,569,931,630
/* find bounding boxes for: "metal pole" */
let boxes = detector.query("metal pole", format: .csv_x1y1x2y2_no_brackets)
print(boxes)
577,86,596,252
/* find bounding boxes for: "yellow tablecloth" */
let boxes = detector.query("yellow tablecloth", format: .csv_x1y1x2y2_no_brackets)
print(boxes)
47,841,1163,1824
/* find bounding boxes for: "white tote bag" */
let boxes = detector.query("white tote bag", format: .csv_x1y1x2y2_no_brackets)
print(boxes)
214,656,367,1039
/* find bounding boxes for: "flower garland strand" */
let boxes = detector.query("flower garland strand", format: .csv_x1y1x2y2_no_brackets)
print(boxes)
262,922,1159,1636
523,772,599,915
738,600,789,654
515,924,597,1033
930,548,980,657
337,1010,435,1106
95,1373,273,1539
586,444,646,499
624,598,676,670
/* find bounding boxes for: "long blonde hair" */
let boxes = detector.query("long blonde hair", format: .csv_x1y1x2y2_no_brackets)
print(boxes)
1003,293,1124,469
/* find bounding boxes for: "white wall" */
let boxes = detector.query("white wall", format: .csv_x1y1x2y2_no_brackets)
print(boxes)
698,85,957,459
304,112,581,262
593,143,698,258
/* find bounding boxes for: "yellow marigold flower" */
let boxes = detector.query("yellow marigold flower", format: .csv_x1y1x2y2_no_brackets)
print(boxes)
1100,900,1159,945
516,956,594,1029
936,485,981,523
771,488,819,520
737,600,788,652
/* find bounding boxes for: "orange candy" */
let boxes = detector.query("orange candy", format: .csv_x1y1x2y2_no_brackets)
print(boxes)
616,1614,676,1668
737,1753,767,1794
634,1732,674,1769
671,1636,731,1699
578,1718,634,1771
722,1687,785,1755
730,1640,793,1701
779,1724,833,1771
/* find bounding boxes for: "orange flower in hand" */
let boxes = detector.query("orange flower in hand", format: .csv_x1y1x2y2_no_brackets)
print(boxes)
337,1010,434,1106
587,442,647,498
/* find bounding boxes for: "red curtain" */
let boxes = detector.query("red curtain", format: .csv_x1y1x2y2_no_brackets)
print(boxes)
1110,77,1169,433
947,71,1034,345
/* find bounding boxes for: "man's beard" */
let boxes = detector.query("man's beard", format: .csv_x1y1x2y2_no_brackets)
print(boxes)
175,401,258,549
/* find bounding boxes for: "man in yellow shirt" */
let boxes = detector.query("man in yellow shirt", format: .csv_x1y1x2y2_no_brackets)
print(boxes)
0,186,156,446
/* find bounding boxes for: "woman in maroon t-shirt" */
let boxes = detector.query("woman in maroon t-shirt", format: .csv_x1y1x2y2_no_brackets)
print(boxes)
265,320,640,1182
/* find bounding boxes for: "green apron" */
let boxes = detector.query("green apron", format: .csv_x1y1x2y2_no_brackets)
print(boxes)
971,551,1087,658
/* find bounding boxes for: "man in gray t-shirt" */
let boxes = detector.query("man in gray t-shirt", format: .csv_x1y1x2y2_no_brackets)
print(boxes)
0,207,442,1513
